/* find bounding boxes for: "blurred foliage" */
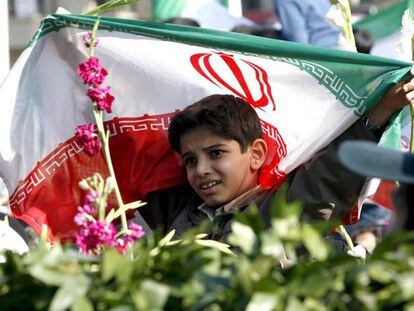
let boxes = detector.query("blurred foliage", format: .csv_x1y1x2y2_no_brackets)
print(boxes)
1,187,414,311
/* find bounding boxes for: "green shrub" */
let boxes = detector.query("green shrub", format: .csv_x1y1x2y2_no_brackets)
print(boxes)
1,188,414,311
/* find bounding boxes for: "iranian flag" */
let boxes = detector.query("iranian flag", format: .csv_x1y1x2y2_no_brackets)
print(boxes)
0,14,411,239
152,0,253,30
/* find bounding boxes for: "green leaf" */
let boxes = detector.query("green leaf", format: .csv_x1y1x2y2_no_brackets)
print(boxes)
404,302,414,311
132,280,170,311
195,239,235,256
303,298,328,311
397,272,414,299
158,230,176,247
102,248,131,283
49,275,90,311
270,185,302,219
112,201,145,220
195,233,209,239
367,263,394,284
228,221,256,255
301,224,329,261
83,0,141,16
261,233,285,259
71,296,93,311
285,296,303,311
246,293,278,311
29,265,69,286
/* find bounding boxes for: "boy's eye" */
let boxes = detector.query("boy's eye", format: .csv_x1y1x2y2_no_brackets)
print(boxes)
210,150,224,158
183,156,197,167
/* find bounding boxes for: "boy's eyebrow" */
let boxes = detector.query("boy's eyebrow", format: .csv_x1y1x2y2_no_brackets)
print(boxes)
181,143,226,158
203,143,226,151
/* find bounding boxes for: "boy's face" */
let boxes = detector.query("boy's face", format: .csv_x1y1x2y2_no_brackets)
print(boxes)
180,126,260,207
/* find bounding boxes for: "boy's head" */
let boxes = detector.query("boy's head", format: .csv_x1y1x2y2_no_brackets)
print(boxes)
168,94,267,207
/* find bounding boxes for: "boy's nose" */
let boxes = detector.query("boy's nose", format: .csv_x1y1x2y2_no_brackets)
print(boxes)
195,158,211,176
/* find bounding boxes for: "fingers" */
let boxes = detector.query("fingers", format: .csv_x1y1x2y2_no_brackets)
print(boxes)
403,79,414,93
402,80,414,104
405,90,414,104
410,65,414,76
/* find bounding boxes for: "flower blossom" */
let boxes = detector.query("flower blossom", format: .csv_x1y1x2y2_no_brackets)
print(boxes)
75,123,102,156
75,220,117,255
74,191,98,226
77,57,108,86
116,223,145,254
87,86,115,113
82,32,99,48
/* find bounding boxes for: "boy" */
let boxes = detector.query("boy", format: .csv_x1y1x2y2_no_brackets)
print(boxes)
140,76,414,240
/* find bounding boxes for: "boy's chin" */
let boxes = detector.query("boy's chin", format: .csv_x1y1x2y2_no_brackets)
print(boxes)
202,195,232,208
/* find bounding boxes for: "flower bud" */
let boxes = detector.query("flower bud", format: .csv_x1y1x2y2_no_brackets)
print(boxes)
79,179,90,190
104,176,115,194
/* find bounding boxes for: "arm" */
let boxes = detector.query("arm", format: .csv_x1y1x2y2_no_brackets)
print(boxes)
275,0,310,44
287,119,377,221
368,69,414,126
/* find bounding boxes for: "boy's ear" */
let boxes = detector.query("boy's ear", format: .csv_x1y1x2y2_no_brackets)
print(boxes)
250,138,268,170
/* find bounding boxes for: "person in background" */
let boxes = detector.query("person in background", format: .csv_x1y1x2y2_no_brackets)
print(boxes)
231,24,283,40
163,17,201,27
344,27,386,253
274,0,341,48
339,141,414,232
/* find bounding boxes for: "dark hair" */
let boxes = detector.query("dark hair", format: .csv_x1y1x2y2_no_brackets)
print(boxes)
168,94,263,154
354,28,374,54
163,17,200,27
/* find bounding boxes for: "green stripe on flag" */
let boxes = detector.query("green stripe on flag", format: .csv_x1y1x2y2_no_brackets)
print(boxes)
152,0,188,21
379,108,407,149
353,0,409,40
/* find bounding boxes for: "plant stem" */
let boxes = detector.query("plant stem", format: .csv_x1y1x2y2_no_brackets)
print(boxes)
88,18,128,231
83,0,142,16
411,104,414,153
89,18,100,57
337,225,357,256
93,110,128,231
102,129,128,230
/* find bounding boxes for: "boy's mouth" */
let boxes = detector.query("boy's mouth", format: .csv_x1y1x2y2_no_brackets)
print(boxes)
199,180,222,190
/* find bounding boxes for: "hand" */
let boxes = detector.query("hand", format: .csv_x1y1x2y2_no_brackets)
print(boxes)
369,67,414,126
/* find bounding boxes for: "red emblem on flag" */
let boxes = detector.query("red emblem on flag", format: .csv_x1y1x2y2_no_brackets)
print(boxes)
190,52,276,111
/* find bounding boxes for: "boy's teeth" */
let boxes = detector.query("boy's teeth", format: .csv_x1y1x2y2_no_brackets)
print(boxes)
201,181,220,189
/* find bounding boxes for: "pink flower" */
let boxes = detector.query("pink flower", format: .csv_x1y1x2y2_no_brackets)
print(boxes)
85,191,99,205
116,223,145,254
77,57,108,86
74,191,98,226
75,123,102,156
85,190,99,206
87,86,115,113
76,123,95,140
129,223,146,239
74,207,93,226
82,32,99,48
75,220,117,255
